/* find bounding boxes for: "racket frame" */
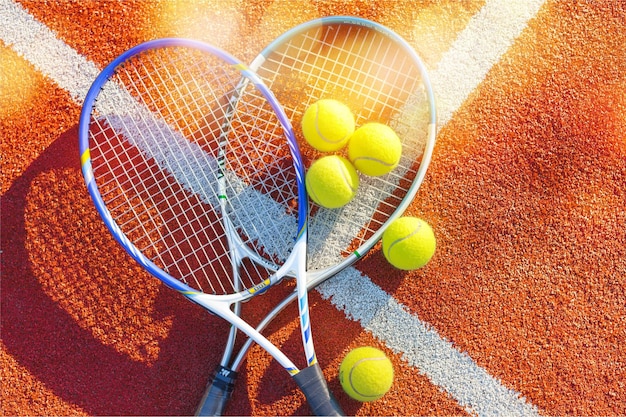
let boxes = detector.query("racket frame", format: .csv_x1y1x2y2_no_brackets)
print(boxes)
197,15,437,415
79,38,341,415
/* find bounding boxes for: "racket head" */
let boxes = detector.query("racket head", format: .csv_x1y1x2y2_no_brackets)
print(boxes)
79,38,306,298
250,16,437,279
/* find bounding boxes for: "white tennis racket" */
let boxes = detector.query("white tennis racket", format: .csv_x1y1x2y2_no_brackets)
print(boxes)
197,16,437,415
78,38,343,416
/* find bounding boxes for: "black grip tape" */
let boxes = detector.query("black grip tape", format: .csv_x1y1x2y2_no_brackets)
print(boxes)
293,363,344,416
195,365,238,416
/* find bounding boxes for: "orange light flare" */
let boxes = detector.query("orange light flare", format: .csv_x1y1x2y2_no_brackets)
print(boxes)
0,44,40,121
146,0,243,54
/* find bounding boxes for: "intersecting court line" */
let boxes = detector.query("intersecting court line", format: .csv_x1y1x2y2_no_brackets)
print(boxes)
0,0,545,414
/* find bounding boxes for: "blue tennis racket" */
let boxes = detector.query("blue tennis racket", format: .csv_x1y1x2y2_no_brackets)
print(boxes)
197,16,437,416
78,38,342,416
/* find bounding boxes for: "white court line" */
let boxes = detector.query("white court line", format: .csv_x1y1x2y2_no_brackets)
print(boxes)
0,0,100,103
432,0,546,126
0,0,544,415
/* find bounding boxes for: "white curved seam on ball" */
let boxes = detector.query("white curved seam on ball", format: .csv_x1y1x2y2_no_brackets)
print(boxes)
384,222,423,258
352,155,396,167
336,157,358,194
348,357,389,398
315,104,350,145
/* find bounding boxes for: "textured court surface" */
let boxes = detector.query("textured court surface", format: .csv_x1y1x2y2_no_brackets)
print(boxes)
1,1,625,416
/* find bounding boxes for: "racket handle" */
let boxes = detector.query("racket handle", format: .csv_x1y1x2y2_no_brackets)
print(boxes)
294,363,344,416
195,365,238,416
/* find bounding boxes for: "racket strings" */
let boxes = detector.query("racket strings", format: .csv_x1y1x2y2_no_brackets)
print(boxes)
223,96,300,264
121,52,235,291
271,27,418,123
87,45,300,295
256,23,431,271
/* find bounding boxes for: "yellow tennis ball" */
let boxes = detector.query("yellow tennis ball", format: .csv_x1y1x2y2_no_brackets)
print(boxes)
339,347,394,402
382,217,436,270
301,99,355,152
305,155,359,209
348,122,402,176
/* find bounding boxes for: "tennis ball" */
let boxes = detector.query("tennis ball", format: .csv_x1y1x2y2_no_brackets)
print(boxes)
339,347,394,402
382,217,436,270
348,122,402,176
305,155,359,209
301,99,355,152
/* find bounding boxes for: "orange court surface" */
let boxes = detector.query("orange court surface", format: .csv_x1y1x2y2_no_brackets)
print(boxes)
1,1,625,416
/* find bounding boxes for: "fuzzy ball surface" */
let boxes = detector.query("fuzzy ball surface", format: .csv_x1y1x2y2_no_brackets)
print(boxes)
305,155,359,209
348,122,402,176
301,99,355,152
382,217,436,270
339,347,394,402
